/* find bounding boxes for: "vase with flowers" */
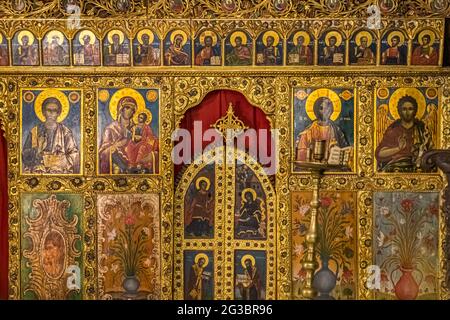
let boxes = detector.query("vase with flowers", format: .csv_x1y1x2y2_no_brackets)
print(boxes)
109,211,149,296
293,193,355,300
376,195,438,300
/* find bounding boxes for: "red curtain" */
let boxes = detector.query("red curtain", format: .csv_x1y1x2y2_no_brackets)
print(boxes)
0,130,7,299
176,89,272,176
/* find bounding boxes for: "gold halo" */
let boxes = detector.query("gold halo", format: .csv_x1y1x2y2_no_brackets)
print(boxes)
98,89,110,103
107,29,125,45
387,30,405,46
241,254,256,268
324,31,343,47
305,88,342,121
355,30,373,46
388,88,426,120
426,87,438,100
230,31,248,47
293,31,311,46
199,30,218,46
133,108,152,125
68,91,80,104
17,30,35,45
418,29,436,46
137,29,154,45
109,88,146,121
146,90,158,102
45,30,64,46
241,188,257,202
195,176,211,190
262,30,280,47
78,30,96,45
170,29,188,46
23,91,35,103
34,89,70,123
194,253,209,267
377,87,390,100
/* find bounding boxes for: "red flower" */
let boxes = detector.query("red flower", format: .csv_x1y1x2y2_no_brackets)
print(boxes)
342,268,353,283
428,205,439,217
297,268,307,280
401,199,414,212
320,197,333,208
381,272,389,283
125,214,136,226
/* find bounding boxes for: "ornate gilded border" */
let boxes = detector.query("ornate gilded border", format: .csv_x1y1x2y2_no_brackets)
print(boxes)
1,70,449,299
0,18,444,69
1,75,173,299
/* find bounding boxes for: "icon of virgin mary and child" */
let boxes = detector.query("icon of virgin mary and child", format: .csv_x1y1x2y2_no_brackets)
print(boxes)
99,96,158,174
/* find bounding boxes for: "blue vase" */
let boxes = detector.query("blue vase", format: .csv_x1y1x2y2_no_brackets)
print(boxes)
122,275,140,294
312,258,338,300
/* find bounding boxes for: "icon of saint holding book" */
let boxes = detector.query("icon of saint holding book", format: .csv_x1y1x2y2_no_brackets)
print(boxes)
295,89,349,163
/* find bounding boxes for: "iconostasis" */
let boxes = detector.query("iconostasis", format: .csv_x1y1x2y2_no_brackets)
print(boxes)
0,0,449,301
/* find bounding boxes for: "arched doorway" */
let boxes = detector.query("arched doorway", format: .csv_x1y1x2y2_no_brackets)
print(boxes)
173,90,276,300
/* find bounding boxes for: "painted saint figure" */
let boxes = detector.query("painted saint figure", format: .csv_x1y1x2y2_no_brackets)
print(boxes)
351,32,375,65
164,31,190,66
226,31,252,66
104,30,130,66
411,32,439,66
187,254,211,300
185,177,214,238
0,33,9,66
195,34,220,66
124,111,159,173
98,96,136,174
321,33,345,66
235,189,265,239
74,30,100,66
376,95,433,172
43,31,69,65
257,32,282,66
296,97,349,162
14,31,38,66
22,97,80,174
288,33,313,66
133,30,160,66
382,32,407,65
237,255,262,300
42,232,65,278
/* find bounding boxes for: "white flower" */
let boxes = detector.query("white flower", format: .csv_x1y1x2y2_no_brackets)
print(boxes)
420,246,427,255
143,227,150,236
391,245,398,255
143,258,152,268
400,218,406,225
294,244,304,257
115,211,122,219
298,205,310,217
107,228,117,241
111,263,119,273
417,231,423,240
345,226,353,239
380,207,390,216
377,231,385,247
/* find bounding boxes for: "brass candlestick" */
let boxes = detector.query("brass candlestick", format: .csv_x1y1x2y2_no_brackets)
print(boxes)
301,169,321,299
294,144,347,299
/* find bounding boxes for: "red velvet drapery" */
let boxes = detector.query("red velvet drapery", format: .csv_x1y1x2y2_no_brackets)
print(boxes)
176,89,272,176
0,130,7,299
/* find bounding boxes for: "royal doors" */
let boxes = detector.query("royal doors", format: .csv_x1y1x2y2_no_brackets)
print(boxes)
174,145,276,300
